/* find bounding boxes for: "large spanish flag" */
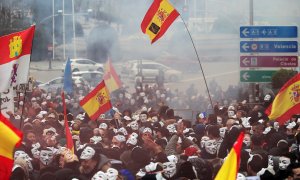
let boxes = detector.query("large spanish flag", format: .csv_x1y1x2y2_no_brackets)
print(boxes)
61,92,74,153
103,58,122,93
0,26,35,92
79,81,112,121
0,113,23,179
215,131,244,180
265,73,300,124
141,0,179,43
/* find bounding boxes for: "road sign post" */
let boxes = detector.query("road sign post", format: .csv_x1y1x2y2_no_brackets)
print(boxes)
240,56,298,67
240,70,277,83
240,41,298,53
240,26,298,38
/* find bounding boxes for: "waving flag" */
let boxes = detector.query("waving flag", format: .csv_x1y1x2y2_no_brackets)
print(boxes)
265,73,300,124
61,92,74,153
0,113,23,179
79,81,112,120
0,26,35,92
63,58,73,93
215,131,244,180
103,58,122,93
141,0,179,43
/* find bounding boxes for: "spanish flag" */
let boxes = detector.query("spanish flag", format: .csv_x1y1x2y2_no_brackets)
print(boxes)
265,73,300,125
103,58,122,93
0,113,23,179
215,131,244,180
61,92,74,153
141,0,179,43
79,81,112,121
0,26,35,92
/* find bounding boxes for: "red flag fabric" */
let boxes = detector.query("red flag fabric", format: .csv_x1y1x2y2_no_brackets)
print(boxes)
103,58,122,93
265,73,300,124
141,0,179,43
0,26,35,92
61,92,74,153
79,81,112,121
0,113,23,179
215,131,245,180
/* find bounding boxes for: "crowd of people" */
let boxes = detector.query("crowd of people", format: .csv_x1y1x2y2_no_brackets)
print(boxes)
8,78,300,180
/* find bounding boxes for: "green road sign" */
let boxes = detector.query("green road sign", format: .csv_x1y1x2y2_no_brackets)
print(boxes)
240,70,277,82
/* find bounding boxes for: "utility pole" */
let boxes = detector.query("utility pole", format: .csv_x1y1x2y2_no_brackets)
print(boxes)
63,0,66,60
72,0,77,58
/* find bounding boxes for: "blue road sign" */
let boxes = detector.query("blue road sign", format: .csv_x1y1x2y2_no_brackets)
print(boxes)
240,41,298,53
240,26,298,38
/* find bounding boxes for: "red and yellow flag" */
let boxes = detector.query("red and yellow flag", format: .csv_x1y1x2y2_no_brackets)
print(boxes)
141,0,179,43
79,81,112,121
61,92,74,153
0,26,35,92
103,58,122,93
0,113,23,179
215,131,244,180
265,73,300,125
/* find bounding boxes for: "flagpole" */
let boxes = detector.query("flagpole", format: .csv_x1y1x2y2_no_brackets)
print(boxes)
178,15,214,110
19,88,27,129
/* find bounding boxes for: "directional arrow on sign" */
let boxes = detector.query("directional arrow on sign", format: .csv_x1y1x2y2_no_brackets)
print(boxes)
242,57,250,66
242,43,249,51
242,72,250,81
242,28,249,37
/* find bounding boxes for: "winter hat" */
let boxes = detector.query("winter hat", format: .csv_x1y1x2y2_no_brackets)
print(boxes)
131,146,150,165
184,146,198,156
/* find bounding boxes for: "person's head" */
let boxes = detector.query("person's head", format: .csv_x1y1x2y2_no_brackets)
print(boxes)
24,130,37,144
207,125,220,139
79,146,100,174
243,133,251,148
39,147,54,167
250,134,263,149
162,155,178,178
247,154,264,175
79,127,94,144
286,162,300,180
251,123,265,136
225,119,236,130
111,134,126,149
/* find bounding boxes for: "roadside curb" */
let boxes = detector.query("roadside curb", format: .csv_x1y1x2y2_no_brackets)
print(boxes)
30,67,62,71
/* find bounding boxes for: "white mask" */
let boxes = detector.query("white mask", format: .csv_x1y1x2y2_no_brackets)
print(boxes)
39,149,54,166
268,155,274,167
163,162,176,178
200,136,209,148
166,124,176,134
92,171,108,180
243,136,251,147
118,127,128,136
264,94,271,101
129,121,139,131
90,136,102,144
106,168,118,180
14,150,33,171
217,117,223,125
236,173,246,180
140,114,148,122
204,139,218,155
130,99,135,105
126,136,138,146
99,123,108,130
274,122,279,131
219,127,227,138
80,147,96,160
279,156,290,170
31,148,40,159
228,110,235,118
151,116,158,122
